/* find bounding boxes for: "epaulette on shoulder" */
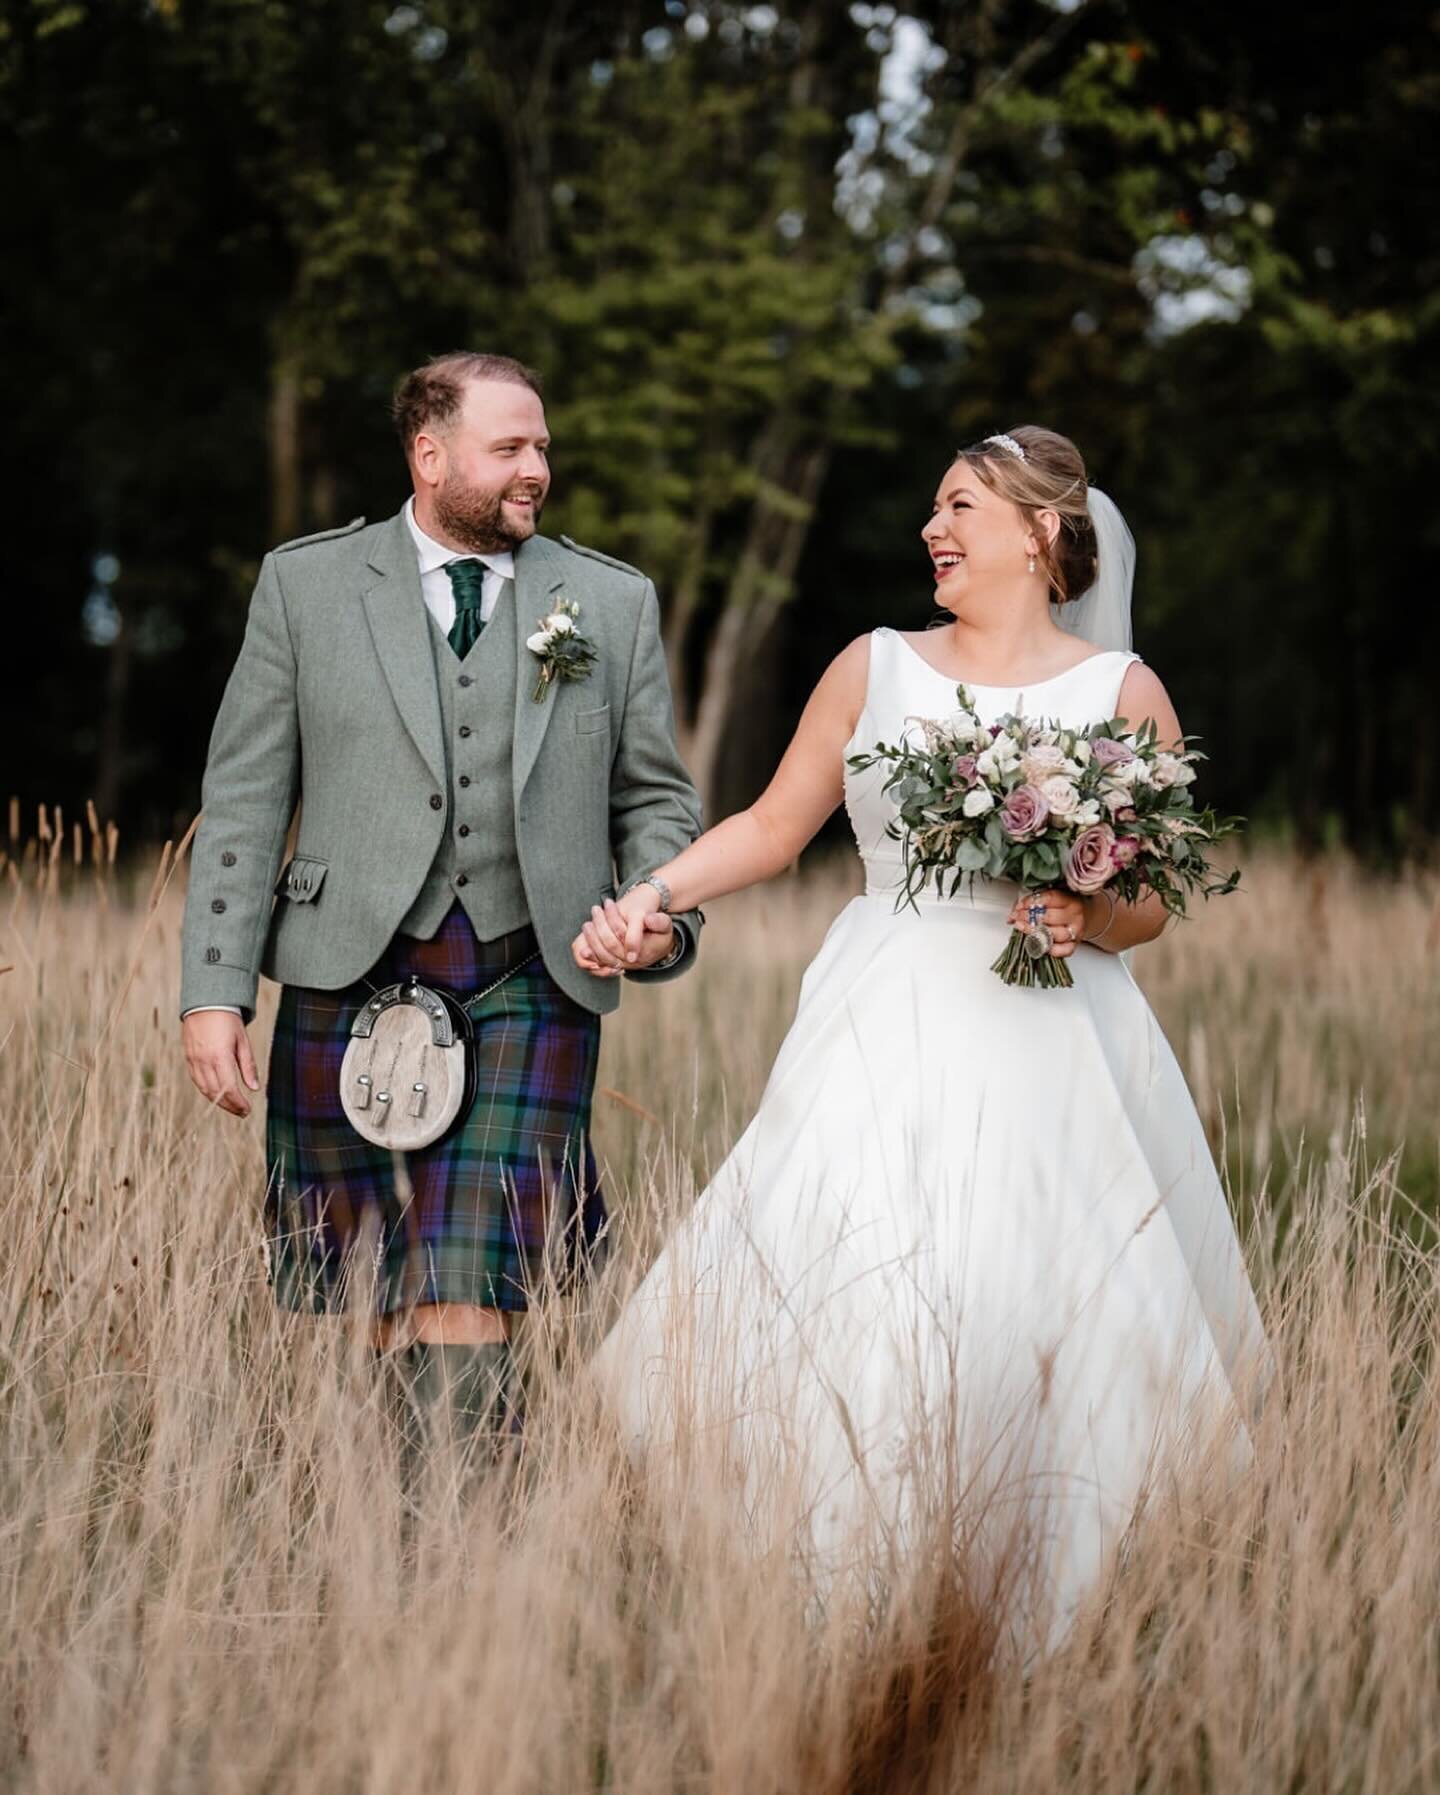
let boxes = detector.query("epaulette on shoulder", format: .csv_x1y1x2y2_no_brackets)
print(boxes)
274,516,367,554
559,535,645,580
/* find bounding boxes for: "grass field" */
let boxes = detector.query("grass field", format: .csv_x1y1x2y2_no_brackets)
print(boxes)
3,835,1439,1793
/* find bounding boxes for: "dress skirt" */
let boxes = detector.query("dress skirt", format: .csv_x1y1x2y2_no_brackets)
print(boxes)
265,904,604,1315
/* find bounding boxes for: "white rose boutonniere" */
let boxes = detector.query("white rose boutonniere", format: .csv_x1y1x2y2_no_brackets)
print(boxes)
526,600,597,702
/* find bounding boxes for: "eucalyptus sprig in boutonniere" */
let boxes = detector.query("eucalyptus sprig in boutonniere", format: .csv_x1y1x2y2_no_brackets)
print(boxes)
526,600,598,703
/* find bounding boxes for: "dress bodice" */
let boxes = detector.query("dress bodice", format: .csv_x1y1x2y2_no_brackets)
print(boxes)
843,627,1140,903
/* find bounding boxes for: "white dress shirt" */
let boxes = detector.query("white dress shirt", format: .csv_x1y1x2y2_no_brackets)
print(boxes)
184,505,514,1021
404,496,515,634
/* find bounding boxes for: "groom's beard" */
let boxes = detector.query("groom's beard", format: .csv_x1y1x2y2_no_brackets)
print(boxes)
434,473,546,554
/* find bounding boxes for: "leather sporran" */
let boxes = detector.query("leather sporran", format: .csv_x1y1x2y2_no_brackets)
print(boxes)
339,980,473,1151
338,953,538,1151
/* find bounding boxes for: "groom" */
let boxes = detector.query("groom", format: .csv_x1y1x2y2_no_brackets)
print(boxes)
180,350,703,1453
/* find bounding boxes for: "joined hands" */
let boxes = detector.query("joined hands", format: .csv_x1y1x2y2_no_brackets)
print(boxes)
573,886,671,977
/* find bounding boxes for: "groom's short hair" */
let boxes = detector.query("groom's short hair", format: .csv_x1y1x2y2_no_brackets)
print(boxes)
392,352,544,460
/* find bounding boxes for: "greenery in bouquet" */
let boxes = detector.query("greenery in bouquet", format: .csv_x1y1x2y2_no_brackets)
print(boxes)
847,685,1241,988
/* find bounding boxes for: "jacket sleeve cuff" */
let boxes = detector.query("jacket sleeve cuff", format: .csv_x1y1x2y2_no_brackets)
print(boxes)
623,910,702,984
178,964,259,1025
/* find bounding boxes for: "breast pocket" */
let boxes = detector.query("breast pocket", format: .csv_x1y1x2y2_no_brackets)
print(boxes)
575,704,612,737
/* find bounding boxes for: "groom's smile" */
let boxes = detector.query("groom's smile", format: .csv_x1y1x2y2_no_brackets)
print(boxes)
410,373,552,556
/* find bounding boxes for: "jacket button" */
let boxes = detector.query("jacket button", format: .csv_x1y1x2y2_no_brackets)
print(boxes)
458,775,471,788
220,851,236,867
457,824,470,838
429,794,443,811
458,725,472,739
455,873,469,887
204,946,221,964
211,898,227,914
458,674,473,688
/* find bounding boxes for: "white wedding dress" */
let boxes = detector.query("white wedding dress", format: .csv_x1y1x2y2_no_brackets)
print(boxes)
595,628,1268,1657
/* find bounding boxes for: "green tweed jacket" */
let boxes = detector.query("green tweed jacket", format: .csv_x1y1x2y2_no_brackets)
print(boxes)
178,509,704,1020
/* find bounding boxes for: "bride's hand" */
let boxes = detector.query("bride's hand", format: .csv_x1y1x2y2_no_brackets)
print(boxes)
1008,888,1089,959
572,886,663,974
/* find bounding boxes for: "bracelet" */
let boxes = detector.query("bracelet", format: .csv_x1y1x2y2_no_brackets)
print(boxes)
1087,889,1118,946
628,872,672,913
651,927,686,970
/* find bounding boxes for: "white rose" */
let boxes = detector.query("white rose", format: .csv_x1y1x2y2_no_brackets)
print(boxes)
993,731,1021,765
1020,744,1067,784
1150,752,1196,788
1073,799,1102,827
1039,774,1080,819
962,786,997,818
1106,756,1145,788
544,613,576,637
526,629,554,654
975,746,1001,778
1071,737,1092,767
1101,785,1132,815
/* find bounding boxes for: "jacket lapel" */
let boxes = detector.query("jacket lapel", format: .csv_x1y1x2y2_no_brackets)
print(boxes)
361,510,445,786
512,536,568,795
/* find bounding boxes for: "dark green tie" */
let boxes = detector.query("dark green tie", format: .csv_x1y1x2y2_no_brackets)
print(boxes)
445,559,488,658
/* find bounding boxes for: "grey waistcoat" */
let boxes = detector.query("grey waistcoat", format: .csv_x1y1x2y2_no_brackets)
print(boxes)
397,584,530,941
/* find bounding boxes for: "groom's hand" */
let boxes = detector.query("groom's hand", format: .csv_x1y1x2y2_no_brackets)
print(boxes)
573,894,669,976
182,1010,260,1117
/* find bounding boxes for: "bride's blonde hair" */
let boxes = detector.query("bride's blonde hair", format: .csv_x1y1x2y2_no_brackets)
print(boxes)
955,426,1098,605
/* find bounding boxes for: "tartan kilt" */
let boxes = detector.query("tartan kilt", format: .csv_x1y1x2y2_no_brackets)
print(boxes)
264,905,604,1315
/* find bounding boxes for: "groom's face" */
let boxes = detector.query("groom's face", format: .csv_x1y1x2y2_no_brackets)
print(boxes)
420,378,552,554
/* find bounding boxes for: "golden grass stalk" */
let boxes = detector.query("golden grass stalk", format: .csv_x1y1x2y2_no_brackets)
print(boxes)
0,836,1436,1791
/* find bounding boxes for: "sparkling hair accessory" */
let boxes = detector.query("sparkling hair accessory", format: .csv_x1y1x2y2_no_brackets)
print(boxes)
982,432,1027,462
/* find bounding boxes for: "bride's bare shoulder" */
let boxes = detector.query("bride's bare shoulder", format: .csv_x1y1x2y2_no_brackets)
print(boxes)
796,635,873,735
815,633,872,696
1116,659,1181,737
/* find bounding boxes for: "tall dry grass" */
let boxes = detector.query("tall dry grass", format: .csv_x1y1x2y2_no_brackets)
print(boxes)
3,817,1439,1793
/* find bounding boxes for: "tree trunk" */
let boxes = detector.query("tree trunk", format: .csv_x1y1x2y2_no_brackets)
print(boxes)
663,500,714,750
93,613,131,825
269,353,302,543
687,427,831,811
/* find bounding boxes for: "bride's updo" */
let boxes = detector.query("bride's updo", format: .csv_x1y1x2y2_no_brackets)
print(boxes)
956,426,1098,605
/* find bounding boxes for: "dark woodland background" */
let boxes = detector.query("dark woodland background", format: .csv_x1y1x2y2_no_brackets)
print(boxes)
5,0,1437,849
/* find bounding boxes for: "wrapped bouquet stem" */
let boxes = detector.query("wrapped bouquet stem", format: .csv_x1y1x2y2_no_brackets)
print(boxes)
992,892,1075,989
848,684,1240,989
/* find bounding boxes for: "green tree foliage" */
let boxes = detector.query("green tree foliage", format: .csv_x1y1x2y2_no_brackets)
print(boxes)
2,0,1434,845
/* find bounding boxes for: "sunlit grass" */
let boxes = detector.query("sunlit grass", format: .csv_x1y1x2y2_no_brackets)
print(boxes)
2,825,1437,1792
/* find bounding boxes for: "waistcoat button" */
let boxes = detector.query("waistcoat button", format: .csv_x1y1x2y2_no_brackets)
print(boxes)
458,775,471,788
458,674,473,688
455,873,469,887
429,794,443,810
204,946,221,963
458,725,472,738
220,851,236,867
211,898,226,913
458,825,470,838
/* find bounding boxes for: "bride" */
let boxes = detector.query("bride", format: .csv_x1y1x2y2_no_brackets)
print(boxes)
573,426,1269,1658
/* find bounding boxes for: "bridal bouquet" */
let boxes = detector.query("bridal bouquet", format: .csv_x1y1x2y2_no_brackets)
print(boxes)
847,685,1240,988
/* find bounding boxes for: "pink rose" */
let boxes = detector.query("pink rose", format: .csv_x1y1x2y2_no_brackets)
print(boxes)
1063,823,1118,894
1111,835,1142,868
1000,783,1050,842
952,754,979,787
1090,735,1135,768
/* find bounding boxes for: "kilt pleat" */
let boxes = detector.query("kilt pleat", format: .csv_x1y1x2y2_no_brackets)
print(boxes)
264,905,604,1315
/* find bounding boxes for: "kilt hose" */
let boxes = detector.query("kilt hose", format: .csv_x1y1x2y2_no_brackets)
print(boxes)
264,904,605,1316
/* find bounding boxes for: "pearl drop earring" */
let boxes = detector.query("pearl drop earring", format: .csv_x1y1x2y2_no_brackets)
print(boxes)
1028,555,1036,575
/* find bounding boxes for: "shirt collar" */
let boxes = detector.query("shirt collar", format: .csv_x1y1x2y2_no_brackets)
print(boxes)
404,496,515,582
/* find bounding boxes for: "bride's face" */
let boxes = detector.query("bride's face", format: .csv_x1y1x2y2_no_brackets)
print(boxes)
921,461,1034,608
